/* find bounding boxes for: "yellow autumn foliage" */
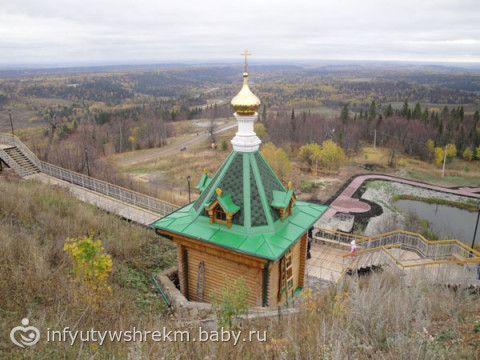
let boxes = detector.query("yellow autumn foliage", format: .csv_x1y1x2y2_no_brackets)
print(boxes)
64,235,112,301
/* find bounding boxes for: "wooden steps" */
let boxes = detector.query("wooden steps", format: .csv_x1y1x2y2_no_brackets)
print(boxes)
3,146,40,176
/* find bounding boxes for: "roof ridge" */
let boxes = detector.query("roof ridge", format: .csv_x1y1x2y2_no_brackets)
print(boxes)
192,151,238,217
250,151,275,229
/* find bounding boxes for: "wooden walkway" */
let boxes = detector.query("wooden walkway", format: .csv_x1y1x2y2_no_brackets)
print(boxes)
306,243,425,283
323,174,480,220
26,173,161,226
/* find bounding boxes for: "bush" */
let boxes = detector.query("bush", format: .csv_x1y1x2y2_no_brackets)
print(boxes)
210,278,249,329
261,142,292,180
463,147,473,161
64,235,113,304
298,140,346,173
299,181,319,193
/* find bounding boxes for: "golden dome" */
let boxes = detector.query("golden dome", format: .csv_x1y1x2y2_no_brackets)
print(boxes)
231,72,261,116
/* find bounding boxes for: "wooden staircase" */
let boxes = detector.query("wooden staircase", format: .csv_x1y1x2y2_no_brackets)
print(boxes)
2,146,40,176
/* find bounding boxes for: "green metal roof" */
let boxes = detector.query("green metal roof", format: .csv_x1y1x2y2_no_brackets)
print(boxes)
210,193,240,214
195,172,211,193
271,189,294,209
151,150,327,261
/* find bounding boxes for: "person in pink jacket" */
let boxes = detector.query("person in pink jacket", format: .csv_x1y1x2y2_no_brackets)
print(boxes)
350,239,357,256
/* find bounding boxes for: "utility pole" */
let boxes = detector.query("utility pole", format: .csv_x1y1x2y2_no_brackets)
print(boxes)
8,109,14,136
186,176,192,203
441,145,447,177
84,146,90,177
471,203,480,251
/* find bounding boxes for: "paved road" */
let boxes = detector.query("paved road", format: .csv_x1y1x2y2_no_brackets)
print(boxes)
111,123,237,168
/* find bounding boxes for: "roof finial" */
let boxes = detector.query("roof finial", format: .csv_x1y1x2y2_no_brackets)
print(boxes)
241,49,251,74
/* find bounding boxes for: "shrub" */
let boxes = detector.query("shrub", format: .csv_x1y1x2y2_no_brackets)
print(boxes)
64,235,113,304
261,142,292,180
463,147,473,161
210,278,249,329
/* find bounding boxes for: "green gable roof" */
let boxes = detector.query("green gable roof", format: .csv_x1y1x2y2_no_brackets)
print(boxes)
271,189,294,209
195,172,211,192
151,150,327,261
209,193,240,214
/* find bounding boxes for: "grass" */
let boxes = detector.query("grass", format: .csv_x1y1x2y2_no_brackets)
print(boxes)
392,194,478,212
351,146,480,188
0,176,176,358
351,146,390,166
406,168,480,187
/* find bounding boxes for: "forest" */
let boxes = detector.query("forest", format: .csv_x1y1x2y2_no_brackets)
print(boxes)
0,61,479,187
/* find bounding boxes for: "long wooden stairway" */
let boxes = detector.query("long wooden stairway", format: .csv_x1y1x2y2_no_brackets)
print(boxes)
2,146,40,176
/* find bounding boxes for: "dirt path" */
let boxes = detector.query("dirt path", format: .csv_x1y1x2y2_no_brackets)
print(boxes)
109,123,237,168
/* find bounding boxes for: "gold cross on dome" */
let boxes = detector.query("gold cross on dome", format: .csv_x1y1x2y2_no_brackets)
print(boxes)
241,49,251,73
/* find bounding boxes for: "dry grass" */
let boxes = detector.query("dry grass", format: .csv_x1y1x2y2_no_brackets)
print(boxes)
351,146,480,187
0,176,176,358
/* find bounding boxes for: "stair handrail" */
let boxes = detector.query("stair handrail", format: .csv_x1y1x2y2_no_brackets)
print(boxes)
315,228,480,260
0,132,41,168
39,161,178,216
1,132,179,217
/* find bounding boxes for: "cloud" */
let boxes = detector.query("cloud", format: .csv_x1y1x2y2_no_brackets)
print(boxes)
0,0,479,65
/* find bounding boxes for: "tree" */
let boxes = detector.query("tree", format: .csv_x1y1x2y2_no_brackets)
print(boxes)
426,138,435,159
221,140,228,151
368,100,377,122
254,122,267,138
412,102,422,119
127,127,139,150
318,139,346,171
384,104,394,118
401,100,409,117
210,278,249,329
261,142,291,180
476,145,480,160
64,236,112,303
463,147,473,161
445,143,457,159
209,103,218,142
340,103,350,124
298,143,321,169
433,147,444,167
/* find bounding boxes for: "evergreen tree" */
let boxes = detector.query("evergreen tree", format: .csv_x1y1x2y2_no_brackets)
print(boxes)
441,106,449,123
474,110,479,127
412,102,422,119
368,100,377,122
340,103,349,124
422,108,429,123
401,100,409,117
383,104,393,118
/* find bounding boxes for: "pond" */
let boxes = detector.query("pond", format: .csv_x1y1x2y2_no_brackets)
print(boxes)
395,199,479,246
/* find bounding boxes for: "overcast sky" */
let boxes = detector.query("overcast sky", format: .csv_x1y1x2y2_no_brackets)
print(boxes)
0,0,479,66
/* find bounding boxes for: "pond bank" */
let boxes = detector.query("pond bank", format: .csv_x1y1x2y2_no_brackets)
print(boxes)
359,180,478,244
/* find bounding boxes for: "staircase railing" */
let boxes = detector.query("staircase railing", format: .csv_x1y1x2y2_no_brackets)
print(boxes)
0,132,178,217
0,148,30,177
315,228,480,261
0,133,41,168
